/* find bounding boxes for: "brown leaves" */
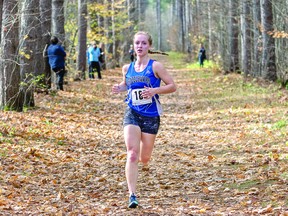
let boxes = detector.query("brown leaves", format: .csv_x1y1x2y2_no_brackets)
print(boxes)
0,56,287,214
207,155,216,161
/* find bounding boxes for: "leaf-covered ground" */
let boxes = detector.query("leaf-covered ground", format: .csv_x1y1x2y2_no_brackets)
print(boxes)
0,55,288,215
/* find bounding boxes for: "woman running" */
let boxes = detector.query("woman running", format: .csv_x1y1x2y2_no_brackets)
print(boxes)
112,31,177,208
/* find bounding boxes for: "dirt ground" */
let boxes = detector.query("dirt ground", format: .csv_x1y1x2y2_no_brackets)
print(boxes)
0,55,287,215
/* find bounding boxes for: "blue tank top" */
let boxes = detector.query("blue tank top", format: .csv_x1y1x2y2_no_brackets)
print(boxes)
125,59,161,117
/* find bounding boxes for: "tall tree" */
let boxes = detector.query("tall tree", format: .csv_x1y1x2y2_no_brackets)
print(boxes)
228,0,240,72
0,0,3,41
207,0,212,60
119,0,135,65
118,0,132,66
40,0,52,89
77,0,87,79
52,0,65,44
0,0,22,111
51,0,65,89
273,0,288,86
241,0,252,76
156,0,162,50
218,0,229,72
19,0,41,107
111,0,116,57
252,0,261,76
104,0,112,55
260,0,276,81
179,0,185,52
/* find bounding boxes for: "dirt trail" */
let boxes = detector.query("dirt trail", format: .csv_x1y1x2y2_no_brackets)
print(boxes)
0,55,287,215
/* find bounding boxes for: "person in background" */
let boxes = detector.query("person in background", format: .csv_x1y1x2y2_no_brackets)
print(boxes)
99,43,105,70
198,44,206,67
187,44,192,62
129,44,135,62
112,31,177,208
47,36,66,91
87,41,102,79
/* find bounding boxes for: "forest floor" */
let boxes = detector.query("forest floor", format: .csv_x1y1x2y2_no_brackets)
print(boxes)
0,54,288,216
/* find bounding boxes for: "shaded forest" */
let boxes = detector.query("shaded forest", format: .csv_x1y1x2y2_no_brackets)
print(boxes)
0,0,287,215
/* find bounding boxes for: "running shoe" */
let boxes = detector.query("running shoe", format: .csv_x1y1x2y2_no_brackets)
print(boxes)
142,165,149,172
128,193,138,208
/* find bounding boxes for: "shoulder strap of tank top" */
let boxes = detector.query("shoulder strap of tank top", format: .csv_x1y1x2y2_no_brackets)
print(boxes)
126,62,134,75
146,59,155,73
148,59,154,66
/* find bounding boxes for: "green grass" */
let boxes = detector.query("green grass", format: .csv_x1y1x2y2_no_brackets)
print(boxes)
184,69,213,79
0,148,8,158
167,51,221,75
280,172,288,180
226,179,260,190
186,60,218,70
226,179,278,192
272,119,287,130
240,81,269,94
167,51,188,69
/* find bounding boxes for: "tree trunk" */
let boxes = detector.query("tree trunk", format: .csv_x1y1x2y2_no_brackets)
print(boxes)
228,0,240,72
52,0,65,44
179,0,185,52
156,0,162,50
219,0,229,72
119,0,131,65
0,0,3,41
40,0,52,89
51,0,65,89
273,0,287,86
76,0,87,80
252,0,261,77
19,0,41,107
0,0,22,111
260,0,276,81
104,0,113,67
207,0,212,61
112,0,116,58
138,0,141,29
241,0,252,76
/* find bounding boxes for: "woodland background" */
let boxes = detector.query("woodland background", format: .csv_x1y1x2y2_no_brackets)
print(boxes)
0,0,288,215
0,0,288,111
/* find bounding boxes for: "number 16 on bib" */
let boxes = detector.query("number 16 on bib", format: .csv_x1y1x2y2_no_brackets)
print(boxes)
131,88,152,106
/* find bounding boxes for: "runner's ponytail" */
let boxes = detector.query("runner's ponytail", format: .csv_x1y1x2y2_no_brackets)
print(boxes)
148,50,169,56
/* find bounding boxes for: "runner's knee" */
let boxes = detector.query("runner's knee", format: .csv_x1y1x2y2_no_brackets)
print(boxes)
127,150,139,163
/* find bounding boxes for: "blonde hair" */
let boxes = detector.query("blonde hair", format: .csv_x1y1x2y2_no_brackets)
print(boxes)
134,31,153,46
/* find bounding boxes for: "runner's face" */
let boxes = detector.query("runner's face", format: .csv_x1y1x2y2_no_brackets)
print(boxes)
134,34,150,57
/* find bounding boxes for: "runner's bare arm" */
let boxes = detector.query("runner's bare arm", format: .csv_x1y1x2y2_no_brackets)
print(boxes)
142,61,176,98
111,64,129,94
151,61,176,94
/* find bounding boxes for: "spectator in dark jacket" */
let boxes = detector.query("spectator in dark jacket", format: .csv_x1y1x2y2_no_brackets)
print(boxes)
47,36,66,90
129,44,135,62
198,44,206,68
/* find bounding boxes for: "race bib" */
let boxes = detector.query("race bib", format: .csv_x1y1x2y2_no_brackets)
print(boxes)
131,88,152,105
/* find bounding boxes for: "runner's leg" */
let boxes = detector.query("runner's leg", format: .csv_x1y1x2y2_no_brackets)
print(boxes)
124,125,141,194
139,133,156,165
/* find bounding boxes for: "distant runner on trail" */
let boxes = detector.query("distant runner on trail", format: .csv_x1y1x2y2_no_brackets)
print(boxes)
112,31,177,208
129,44,135,62
198,44,206,67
